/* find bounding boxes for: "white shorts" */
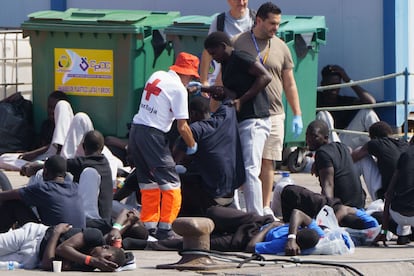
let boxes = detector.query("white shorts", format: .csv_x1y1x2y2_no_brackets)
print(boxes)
262,113,285,161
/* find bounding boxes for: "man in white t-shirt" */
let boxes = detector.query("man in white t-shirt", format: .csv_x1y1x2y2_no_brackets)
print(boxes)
128,52,199,240
199,0,255,86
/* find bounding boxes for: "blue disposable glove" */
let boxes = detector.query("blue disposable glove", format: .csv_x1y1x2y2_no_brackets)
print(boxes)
175,164,187,174
292,115,303,138
186,81,202,95
186,142,198,155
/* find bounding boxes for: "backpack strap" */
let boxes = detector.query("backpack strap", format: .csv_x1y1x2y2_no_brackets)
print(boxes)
216,12,225,32
217,9,256,32
249,9,257,22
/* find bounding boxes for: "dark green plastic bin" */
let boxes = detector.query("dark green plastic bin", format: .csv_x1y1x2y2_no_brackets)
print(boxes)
165,14,215,57
22,8,180,137
277,15,327,148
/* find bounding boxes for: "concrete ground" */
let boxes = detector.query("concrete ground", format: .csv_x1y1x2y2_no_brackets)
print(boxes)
2,170,414,275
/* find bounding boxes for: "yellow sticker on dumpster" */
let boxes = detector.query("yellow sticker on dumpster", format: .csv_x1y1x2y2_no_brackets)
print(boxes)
54,48,113,97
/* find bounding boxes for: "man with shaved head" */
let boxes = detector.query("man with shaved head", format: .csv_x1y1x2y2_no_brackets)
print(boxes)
65,130,113,226
306,120,366,209
22,130,113,228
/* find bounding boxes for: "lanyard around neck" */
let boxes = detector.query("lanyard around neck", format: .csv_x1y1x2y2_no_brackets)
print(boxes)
250,30,271,65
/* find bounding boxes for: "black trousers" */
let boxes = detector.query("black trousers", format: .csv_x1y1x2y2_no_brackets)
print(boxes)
149,206,274,252
206,206,274,252
179,174,217,217
0,200,40,233
281,185,342,222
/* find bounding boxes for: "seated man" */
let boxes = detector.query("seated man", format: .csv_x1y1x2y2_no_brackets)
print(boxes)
19,90,70,161
0,91,70,170
66,130,113,225
316,65,379,149
17,97,122,184
22,130,114,227
54,103,122,182
377,144,414,245
174,96,245,216
0,155,85,231
352,121,409,201
306,119,366,209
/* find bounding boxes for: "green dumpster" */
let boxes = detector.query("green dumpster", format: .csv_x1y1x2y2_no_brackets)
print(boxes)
165,14,218,82
277,15,327,149
165,14,215,56
21,8,180,138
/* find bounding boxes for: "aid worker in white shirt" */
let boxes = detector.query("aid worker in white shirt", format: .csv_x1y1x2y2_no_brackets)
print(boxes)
128,52,199,240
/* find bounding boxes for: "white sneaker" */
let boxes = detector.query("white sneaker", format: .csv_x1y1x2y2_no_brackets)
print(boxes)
263,206,280,222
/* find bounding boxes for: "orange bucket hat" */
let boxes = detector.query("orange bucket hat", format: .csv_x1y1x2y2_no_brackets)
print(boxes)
169,52,200,79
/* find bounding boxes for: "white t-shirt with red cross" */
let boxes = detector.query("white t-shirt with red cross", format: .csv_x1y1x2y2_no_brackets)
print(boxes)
132,70,189,133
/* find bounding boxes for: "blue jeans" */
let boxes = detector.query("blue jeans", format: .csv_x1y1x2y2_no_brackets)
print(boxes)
238,117,271,215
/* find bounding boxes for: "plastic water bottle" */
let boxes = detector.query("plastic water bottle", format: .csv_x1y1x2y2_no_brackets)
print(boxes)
274,172,295,190
0,261,22,270
271,172,295,217
277,172,295,187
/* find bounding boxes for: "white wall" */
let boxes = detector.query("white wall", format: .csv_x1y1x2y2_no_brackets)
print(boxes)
0,0,387,100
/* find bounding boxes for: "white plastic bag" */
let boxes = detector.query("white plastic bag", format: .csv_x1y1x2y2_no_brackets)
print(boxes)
345,226,382,246
306,229,355,255
316,205,339,229
311,205,355,255
365,199,384,215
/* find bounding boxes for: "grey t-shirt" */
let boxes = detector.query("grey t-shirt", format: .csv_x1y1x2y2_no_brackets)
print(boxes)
206,9,255,85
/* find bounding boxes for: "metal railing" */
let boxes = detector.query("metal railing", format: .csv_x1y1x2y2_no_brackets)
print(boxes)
316,69,413,140
0,30,32,99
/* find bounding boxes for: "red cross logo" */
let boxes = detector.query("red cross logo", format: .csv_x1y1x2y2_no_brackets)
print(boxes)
144,79,161,101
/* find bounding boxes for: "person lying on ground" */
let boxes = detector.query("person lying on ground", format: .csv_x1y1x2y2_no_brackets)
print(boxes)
271,182,378,230
0,206,145,270
0,222,128,271
124,207,325,256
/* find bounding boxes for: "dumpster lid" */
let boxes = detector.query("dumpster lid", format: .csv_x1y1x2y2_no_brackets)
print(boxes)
278,15,326,34
164,14,216,37
27,9,153,23
170,14,216,26
22,8,180,34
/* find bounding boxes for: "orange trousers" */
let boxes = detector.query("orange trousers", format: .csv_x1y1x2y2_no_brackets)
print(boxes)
140,188,182,228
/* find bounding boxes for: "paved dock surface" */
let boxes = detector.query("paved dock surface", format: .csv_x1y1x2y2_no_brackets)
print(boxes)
2,170,414,275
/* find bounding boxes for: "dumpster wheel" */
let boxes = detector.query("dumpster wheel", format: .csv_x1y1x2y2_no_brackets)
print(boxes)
287,147,309,173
